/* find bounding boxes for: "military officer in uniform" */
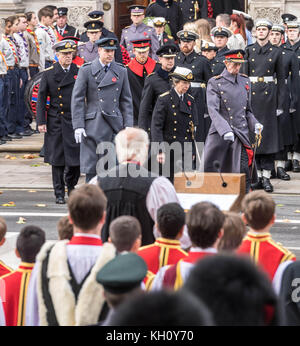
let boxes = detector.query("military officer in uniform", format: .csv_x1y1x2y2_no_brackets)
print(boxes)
36,40,81,204
200,40,218,73
242,19,285,193
284,22,300,172
146,0,183,41
153,17,175,47
120,5,159,60
151,66,199,183
126,39,157,125
175,30,212,141
211,26,231,76
77,21,103,63
139,43,178,136
203,50,262,193
71,37,133,182
269,24,299,180
178,0,208,24
55,7,79,39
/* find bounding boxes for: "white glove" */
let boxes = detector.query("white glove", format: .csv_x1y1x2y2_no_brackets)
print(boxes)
289,108,296,114
276,109,284,116
255,123,263,135
223,131,235,142
74,128,87,143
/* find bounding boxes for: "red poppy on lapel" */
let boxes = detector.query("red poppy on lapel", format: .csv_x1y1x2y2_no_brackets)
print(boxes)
245,84,250,91
112,77,117,82
187,100,192,106
74,75,77,79
143,32,148,36
164,38,168,42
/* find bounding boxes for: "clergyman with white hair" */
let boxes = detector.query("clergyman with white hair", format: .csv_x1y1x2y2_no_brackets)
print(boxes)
93,127,191,249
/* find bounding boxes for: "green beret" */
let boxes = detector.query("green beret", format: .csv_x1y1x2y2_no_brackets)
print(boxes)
96,253,147,294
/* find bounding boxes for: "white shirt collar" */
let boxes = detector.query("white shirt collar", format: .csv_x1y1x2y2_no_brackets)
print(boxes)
190,246,218,253
73,233,101,239
99,58,111,69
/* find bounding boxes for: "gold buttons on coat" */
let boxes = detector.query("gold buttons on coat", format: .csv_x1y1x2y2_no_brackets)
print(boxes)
60,103,63,107
59,95,62,99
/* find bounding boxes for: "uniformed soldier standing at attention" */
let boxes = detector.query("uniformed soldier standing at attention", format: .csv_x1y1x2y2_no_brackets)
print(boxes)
71,37,133,183
242,19,285,193
126,39,157,126
175,30,212,141
269,24,299,181
178,0,208,24
151,66,199,183
120,5,159,60
202,50,262,193
37,40,80,204
77,21,103,63
139,43,178,136
285,22,300,173
152,17,175,47
211,26,231,76
146,0,183,41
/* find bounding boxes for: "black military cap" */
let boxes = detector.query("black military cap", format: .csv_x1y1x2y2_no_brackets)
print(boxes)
211,26,232,38
128,5,146,15
53,40,76,53
201,40,218,51
96,37,118,50
156,43,178,57
281,13,297,24
84,20,103,32
57,7,68,17
131,39,151,52
177,30,199,41
88,10,104,20
96,253,147,294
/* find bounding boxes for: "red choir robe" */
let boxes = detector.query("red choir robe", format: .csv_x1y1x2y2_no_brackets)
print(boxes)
0,260,13,278
1,262,34,326
237,231,296,280
138,237,188,275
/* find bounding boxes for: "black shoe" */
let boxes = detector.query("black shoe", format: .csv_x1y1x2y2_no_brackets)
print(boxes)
277,167,290,180
285,159,293,171
1,135,12,141
0,139,6,145
33,129,40,134
262,177,273,193
56,196,66,204
18,130,32,137
9,133,22,139
270,168,276,179
292,159,300,172
251,177,263,190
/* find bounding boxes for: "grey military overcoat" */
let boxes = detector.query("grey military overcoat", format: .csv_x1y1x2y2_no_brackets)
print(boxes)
71,58,133,175
202,69,259,174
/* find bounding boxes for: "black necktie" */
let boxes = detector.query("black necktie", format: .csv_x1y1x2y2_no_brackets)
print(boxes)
104,65,108,73
64,68,68,73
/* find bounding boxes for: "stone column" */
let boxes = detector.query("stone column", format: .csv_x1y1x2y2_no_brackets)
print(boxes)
249,0,285,23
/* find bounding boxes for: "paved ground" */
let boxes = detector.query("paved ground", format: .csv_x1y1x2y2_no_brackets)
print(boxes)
1,131,300,268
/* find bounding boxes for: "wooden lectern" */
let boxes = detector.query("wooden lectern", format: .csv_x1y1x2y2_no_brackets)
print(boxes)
174,172,246,212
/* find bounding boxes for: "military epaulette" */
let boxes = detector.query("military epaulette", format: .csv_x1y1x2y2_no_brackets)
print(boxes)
187,93,194,99
44,66,54,71
240,73,249,78
148,1,156,6
82,62,92,67
213,75,222,79
159,91,170,97
147,72,156,78
168,35,173,40
124,25,131,29
115,62,126,68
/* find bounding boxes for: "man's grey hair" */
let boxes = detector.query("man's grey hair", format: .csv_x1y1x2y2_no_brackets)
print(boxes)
115,128,149,164
216,13,231,28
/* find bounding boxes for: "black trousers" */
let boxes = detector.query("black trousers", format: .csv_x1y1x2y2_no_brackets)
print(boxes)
52,165,80,197
275,145,292,161
293,135,300,153
241,146,251,193
255,154,275,171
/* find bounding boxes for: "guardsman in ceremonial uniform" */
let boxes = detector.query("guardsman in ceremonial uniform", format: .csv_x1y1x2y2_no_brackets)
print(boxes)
211,26,231,76
37,40,81,204
237,190,296,282
176,30,212,141
152,17,175,47
151,202,223,291
151,66,199,182
242,19,285,193
71,37,133,182
78,21,103,63
120,5,159,60
146,0,183,41
178,0,208,24
202,50,262,193
269,24,299,181
55,7,79,40
126,39,157,125
139,43,178,136
0,226,45,326
138,203,188,275
285,22,300,173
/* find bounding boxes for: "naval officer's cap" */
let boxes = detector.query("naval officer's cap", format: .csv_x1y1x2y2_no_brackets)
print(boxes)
211,26,232,38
